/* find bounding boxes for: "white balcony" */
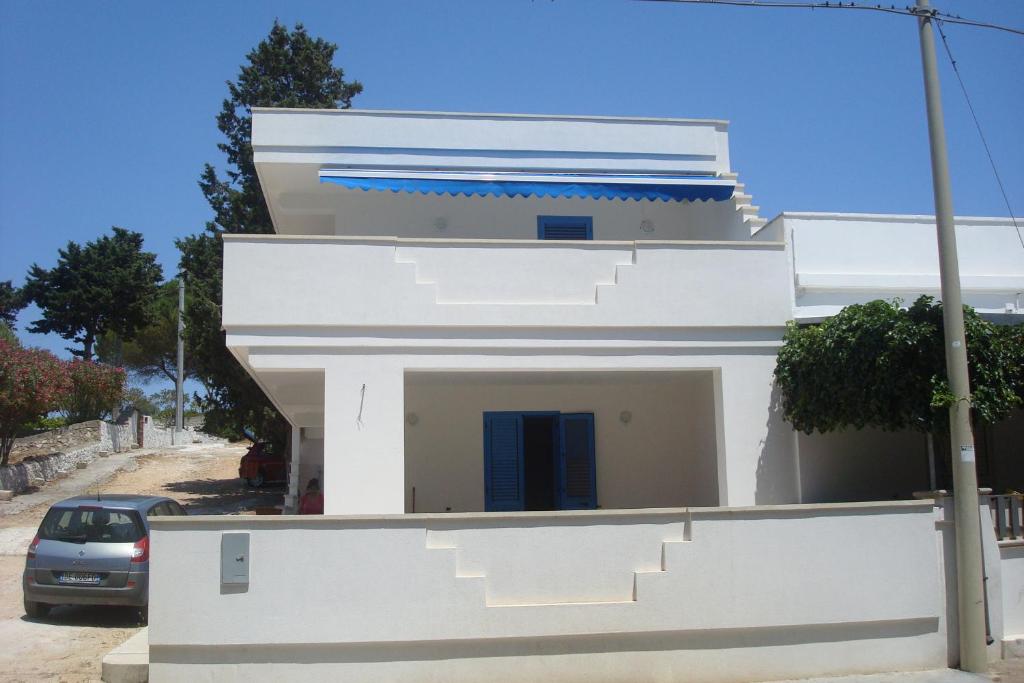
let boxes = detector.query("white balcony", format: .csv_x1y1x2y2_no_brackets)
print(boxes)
221,235,791,332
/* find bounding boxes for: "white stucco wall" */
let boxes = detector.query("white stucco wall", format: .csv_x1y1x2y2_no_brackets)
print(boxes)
769,212,1024,319
148,501,947,682
1001,545,1024,637
797,428,931,503
319,190,750,242
404,372,718,513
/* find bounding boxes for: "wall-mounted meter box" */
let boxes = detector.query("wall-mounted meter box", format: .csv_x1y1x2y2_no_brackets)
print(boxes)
221,532,250,586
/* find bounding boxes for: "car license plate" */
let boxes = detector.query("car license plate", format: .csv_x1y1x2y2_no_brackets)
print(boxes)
59,572,100,585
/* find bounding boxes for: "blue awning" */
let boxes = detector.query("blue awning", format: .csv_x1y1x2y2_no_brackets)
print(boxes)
319,170,734,203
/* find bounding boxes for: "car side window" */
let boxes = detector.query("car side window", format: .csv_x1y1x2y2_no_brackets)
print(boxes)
147,502,170,518
169,502,187,516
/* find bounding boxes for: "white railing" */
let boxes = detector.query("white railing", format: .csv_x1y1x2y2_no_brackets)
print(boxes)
989,494,1024,543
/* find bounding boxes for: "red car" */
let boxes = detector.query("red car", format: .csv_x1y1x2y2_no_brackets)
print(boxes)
238,442,287,488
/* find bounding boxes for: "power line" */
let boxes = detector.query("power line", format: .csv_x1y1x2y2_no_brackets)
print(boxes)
633,1,1024,37
638,0,1024,241
934,20,1024,249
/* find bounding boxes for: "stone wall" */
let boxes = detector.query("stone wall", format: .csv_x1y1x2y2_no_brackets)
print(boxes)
140,416,174,449
2,414,225,495
10,420,104,461
99,413,137,453
2,416,139,493
0,440,106,493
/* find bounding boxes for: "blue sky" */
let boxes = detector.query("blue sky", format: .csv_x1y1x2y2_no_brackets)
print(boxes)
1,0,1022,390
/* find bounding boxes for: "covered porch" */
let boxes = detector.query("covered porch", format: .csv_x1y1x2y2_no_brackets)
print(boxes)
404,370,721,513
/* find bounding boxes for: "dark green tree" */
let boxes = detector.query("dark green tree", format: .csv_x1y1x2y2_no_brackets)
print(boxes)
0,281,26,329
23,228,163,360
96,279,193,385
177,22,362,441
774,296,1023,438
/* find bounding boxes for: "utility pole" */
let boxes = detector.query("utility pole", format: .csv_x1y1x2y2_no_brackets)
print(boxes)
175,276,185,433
914,0,987,671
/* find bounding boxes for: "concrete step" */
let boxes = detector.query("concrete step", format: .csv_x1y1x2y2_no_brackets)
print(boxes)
661,539,692,570
101,627,148,683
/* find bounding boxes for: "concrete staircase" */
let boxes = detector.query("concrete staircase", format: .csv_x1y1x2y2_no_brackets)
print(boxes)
426,524,693,608
722,172,768,235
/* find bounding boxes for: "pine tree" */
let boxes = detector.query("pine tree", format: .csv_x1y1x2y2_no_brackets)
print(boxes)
177,22,362,441
23,228,162,360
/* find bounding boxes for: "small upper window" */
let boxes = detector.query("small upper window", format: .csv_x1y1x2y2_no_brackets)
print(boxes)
537,216,593,241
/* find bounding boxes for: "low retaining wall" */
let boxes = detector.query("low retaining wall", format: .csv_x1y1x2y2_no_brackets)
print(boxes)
2,416,225,495
139,417,227,448
1,418,136,494
0,439,107,493
149,501,949,682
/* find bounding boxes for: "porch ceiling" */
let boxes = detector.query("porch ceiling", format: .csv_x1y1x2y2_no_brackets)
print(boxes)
254,368,325,428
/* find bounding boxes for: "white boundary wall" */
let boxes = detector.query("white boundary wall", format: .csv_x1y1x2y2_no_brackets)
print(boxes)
149,501,949,682
1001,545,1024,640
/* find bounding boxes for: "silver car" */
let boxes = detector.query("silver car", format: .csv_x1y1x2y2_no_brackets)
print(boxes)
23,494,186,620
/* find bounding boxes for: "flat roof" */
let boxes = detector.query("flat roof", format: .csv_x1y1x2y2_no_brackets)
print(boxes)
251,107,730,127
765,211,1022,225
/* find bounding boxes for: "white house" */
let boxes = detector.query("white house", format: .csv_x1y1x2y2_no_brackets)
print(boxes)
223,108,797,515
147,109,1024,682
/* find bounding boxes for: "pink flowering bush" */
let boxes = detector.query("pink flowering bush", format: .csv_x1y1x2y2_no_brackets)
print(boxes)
0,339,72,465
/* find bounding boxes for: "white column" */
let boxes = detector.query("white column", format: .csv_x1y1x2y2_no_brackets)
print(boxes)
323,359,405,514
285,426,301,513
716,356,799,506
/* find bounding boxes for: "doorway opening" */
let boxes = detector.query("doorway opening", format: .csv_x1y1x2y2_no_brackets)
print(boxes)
523,415,557,511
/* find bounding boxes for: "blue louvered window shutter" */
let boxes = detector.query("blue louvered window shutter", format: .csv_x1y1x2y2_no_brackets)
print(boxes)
537,216,593,240
484,412,525,511
558,413,597,509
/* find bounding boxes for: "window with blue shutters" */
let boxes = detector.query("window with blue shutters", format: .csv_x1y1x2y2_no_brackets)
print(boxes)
537,215,593,240
484,411,597,511
558,413,597,510
483,412,525,511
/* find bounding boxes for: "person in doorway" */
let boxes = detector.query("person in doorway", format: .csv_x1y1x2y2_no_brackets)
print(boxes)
298,478,324,515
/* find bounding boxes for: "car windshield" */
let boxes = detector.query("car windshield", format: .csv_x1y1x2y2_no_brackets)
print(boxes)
38,507,145,544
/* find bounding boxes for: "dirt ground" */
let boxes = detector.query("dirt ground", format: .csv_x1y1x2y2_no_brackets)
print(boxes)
0,442,282,682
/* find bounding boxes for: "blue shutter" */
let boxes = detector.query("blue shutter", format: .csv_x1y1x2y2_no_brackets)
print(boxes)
537,216,593,240
558,413,597,509
484,412,525,512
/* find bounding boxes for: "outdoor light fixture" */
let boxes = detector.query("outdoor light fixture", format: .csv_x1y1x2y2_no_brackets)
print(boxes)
639,219,655,233
406,412,419,426
619,410,632,425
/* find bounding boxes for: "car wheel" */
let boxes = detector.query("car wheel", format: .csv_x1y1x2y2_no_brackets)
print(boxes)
24,599,50,618
251,469,266,488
